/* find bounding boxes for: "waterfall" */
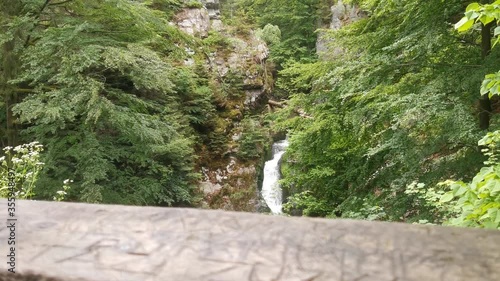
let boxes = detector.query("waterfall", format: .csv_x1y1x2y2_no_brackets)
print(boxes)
261,139,289,214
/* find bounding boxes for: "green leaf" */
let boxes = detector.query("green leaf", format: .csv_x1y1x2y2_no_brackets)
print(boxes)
481,84,491,96
493,37,500,48
466,3,480,13
491,182,500,196
487,79,496,89
482,221,498,229
455,185,468,196
494,26,500,37
479,15,495,25
455,18,474,32
440,192,455,203
465,11,480,20
495,209,500,223
490,86,499,98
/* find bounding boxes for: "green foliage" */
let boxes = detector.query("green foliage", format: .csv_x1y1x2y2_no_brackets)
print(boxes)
53,179,72,202
184,0,203,9
5,0,498,226
237,117,268,161
143,0,183,19
225,0,332,64
439,169,500,229
407,1,500,229
0,0,223,206
481,71,500,97
221,70,245,99
406,131,500,229
251,0,321,59
456,1,500,99
232,10,256,38
340,199,387,221
0,142,44,199
479,130,500,165
455,1,499,33
283,190,332,217
273,0,490,222
203,30,231,50
256,24,281,46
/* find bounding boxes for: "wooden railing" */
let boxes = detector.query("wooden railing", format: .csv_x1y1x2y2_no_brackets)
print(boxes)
0,199,499,281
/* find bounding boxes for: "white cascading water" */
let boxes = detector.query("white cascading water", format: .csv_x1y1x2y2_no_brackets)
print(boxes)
261,139,289,214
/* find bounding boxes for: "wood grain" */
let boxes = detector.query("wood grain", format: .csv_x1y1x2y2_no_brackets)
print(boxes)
0,199,499,281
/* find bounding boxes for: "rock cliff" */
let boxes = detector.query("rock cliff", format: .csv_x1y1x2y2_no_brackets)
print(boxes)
173,0,273,212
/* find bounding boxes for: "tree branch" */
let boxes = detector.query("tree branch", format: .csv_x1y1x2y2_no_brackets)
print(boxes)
49,0,74,6
24,0,52,47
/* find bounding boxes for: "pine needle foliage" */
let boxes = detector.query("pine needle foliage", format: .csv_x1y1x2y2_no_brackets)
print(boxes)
1,0,216,205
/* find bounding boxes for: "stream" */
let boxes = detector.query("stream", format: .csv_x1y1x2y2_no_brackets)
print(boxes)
261,139,289,214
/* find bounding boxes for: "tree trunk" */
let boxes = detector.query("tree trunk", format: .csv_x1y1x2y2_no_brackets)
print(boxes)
479,22,493,130
2,38,19,148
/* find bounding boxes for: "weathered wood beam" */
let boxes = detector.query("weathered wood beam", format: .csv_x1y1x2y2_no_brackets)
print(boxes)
0,200,499,280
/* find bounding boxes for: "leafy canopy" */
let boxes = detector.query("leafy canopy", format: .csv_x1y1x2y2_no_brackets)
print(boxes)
270,0,491,222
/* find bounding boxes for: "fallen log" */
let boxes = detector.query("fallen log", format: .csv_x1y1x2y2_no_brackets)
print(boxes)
268,99,285,108
0,199,499,281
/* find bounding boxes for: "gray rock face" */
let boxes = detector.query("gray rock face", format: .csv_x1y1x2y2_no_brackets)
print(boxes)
1,199,499,281
175,7,210,37
254,42,269,64
210,18,224,31
202,0,219,10
200,156,258,203
200,180,223,194
245,89,264,106
202,0,220,19
175,1,269,107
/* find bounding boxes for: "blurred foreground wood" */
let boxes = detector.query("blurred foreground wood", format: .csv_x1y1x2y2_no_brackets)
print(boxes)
0,199,499,281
